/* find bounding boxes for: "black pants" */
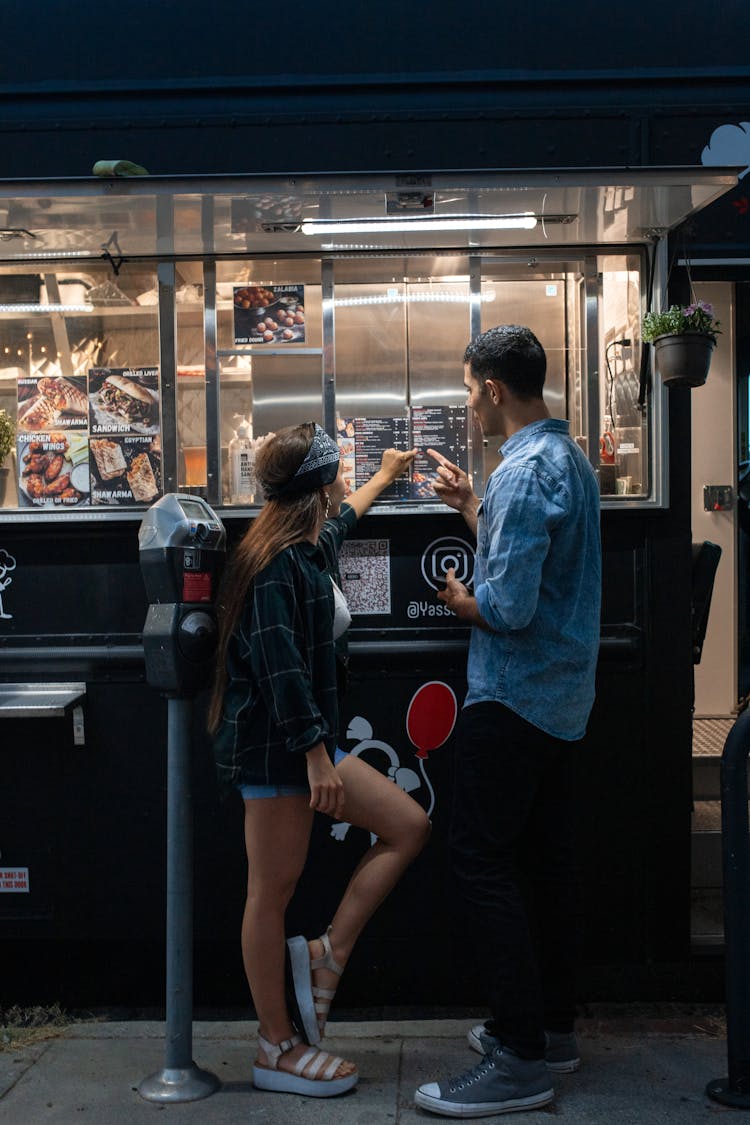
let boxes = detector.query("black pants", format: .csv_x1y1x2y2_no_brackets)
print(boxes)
449,701,582,1058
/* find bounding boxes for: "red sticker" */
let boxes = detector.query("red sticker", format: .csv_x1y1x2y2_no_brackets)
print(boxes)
182,571,212,603
406,681,458,759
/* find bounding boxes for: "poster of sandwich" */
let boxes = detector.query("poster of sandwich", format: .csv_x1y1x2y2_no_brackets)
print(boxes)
88,367,160,436
87,367,162,506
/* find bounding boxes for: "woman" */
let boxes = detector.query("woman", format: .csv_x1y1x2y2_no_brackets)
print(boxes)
208,422,430,1098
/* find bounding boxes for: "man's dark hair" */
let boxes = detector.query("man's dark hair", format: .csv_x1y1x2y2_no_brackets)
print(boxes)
463,325,546,401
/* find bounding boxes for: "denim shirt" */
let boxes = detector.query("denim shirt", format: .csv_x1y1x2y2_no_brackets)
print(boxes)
466,418,601,741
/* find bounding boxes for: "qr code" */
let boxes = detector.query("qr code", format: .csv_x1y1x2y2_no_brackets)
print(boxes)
339,539,391,615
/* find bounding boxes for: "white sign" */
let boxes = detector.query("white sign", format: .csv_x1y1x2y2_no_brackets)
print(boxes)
0,867,29,893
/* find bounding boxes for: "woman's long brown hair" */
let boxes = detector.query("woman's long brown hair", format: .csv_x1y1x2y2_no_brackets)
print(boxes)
207,423,325,734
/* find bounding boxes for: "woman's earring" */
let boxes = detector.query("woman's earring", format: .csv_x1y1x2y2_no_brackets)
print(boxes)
324,493,331,518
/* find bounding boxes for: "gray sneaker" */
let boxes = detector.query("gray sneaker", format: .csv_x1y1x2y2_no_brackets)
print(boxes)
467,1023,580,1073
415,1045,554,1118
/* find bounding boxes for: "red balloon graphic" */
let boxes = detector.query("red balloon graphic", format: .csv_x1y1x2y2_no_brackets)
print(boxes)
406,681,458,759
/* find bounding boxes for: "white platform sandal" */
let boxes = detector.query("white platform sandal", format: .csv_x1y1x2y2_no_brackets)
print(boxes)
252,1032,358,1097
286,935,320,1044
310,927,344,1037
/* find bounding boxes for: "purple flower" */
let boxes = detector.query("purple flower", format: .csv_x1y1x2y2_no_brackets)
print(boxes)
684,301,715,318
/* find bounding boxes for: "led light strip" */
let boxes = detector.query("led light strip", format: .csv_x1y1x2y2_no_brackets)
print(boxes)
301,214,538,235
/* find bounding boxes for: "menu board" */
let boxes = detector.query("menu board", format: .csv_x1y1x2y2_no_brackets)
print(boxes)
15,366,162,508
336,406,468,503
410,406,469,499
337,415,411,501
233,284,305,345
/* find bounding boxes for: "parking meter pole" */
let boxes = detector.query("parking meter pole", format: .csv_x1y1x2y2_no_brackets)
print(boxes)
164,697,198,1067
138,494,226,1104
138,696,220,1103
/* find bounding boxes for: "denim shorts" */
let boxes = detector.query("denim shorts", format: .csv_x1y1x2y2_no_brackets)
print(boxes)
237,747,348,800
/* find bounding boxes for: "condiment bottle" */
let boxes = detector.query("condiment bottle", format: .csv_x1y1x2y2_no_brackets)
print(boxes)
229,417,256,504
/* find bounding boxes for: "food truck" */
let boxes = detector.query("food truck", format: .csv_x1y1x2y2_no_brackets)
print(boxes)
0,165,738,1008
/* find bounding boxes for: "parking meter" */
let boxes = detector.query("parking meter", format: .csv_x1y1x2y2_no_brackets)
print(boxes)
139,493,226,698
138,492,225,1103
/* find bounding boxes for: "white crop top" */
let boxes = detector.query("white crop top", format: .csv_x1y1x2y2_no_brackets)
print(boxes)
330,576,352,640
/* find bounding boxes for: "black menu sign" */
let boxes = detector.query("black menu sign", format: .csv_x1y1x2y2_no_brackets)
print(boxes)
410,406,469,499
337,406,468,502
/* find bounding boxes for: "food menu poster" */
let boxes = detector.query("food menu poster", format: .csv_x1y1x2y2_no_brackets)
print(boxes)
233,284,305,345
337,415,411,501
336,406,468,502
16,367,162,508
411,406,469,500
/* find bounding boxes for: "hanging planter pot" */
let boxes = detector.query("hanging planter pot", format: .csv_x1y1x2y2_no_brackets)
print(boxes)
652,331,715,388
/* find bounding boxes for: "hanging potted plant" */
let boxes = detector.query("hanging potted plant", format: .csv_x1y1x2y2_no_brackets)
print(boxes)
0,408,15,506
642,300,721,388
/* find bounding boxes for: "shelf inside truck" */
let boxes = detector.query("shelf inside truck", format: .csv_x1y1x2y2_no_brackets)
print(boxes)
0,681,86,718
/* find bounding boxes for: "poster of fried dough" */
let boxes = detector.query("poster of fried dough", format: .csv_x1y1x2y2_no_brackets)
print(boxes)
88,367,160,436
16,431,90,507
90,434,162,506
233,284,305,345
17,375,89,432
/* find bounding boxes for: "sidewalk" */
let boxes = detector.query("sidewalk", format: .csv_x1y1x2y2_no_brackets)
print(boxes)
0,1006,735,1124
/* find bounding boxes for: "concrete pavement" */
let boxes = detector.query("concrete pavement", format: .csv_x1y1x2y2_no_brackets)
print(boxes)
0,1007,739,1123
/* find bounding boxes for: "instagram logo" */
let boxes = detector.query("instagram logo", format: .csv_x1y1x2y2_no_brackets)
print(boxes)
420,537,475,591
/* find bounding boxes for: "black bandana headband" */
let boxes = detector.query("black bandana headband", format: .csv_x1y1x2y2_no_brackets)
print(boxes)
265,423,340,499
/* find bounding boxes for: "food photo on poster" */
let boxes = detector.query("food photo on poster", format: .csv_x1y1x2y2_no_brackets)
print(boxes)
90,433,161,506
88,367,160,435
16,430,89,507
233,284,305,345
16,374,89,432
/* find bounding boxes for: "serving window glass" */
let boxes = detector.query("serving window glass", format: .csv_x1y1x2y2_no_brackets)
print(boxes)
0,245,652,515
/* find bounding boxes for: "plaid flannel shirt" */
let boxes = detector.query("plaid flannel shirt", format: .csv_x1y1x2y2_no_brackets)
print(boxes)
213,504,357,791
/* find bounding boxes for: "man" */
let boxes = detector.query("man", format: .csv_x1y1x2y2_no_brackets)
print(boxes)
414,325,601,1118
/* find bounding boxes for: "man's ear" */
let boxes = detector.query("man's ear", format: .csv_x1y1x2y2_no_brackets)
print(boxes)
485,378,502,405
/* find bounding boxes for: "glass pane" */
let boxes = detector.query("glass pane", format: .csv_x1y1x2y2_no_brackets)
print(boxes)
215,260,323,506
0,263,159,511
600,256,647,497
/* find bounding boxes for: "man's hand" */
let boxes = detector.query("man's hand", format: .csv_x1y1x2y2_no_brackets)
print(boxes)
306,743,345,818
436,566,473,618
426,449,478,518
437,567,491,630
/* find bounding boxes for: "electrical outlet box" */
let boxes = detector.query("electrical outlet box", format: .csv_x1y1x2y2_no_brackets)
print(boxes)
703,484,733,512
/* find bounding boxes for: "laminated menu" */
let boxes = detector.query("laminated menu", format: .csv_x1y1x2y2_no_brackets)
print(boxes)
336,406,468,502
337,415,411,501
410,406,469,499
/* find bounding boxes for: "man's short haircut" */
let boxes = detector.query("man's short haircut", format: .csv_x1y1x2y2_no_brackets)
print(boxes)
464,325,546,400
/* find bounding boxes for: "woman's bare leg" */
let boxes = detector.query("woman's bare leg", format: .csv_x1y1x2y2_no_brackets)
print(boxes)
309,754,431,1023
242,793,355,1076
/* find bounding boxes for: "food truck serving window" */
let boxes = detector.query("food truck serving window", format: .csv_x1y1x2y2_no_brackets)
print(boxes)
0,168,738,518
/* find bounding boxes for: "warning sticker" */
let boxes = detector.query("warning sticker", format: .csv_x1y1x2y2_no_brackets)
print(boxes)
182,571,211,603
0,867,29,893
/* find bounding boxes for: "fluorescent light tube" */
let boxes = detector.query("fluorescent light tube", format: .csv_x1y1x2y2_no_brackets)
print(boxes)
301,215,538,235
